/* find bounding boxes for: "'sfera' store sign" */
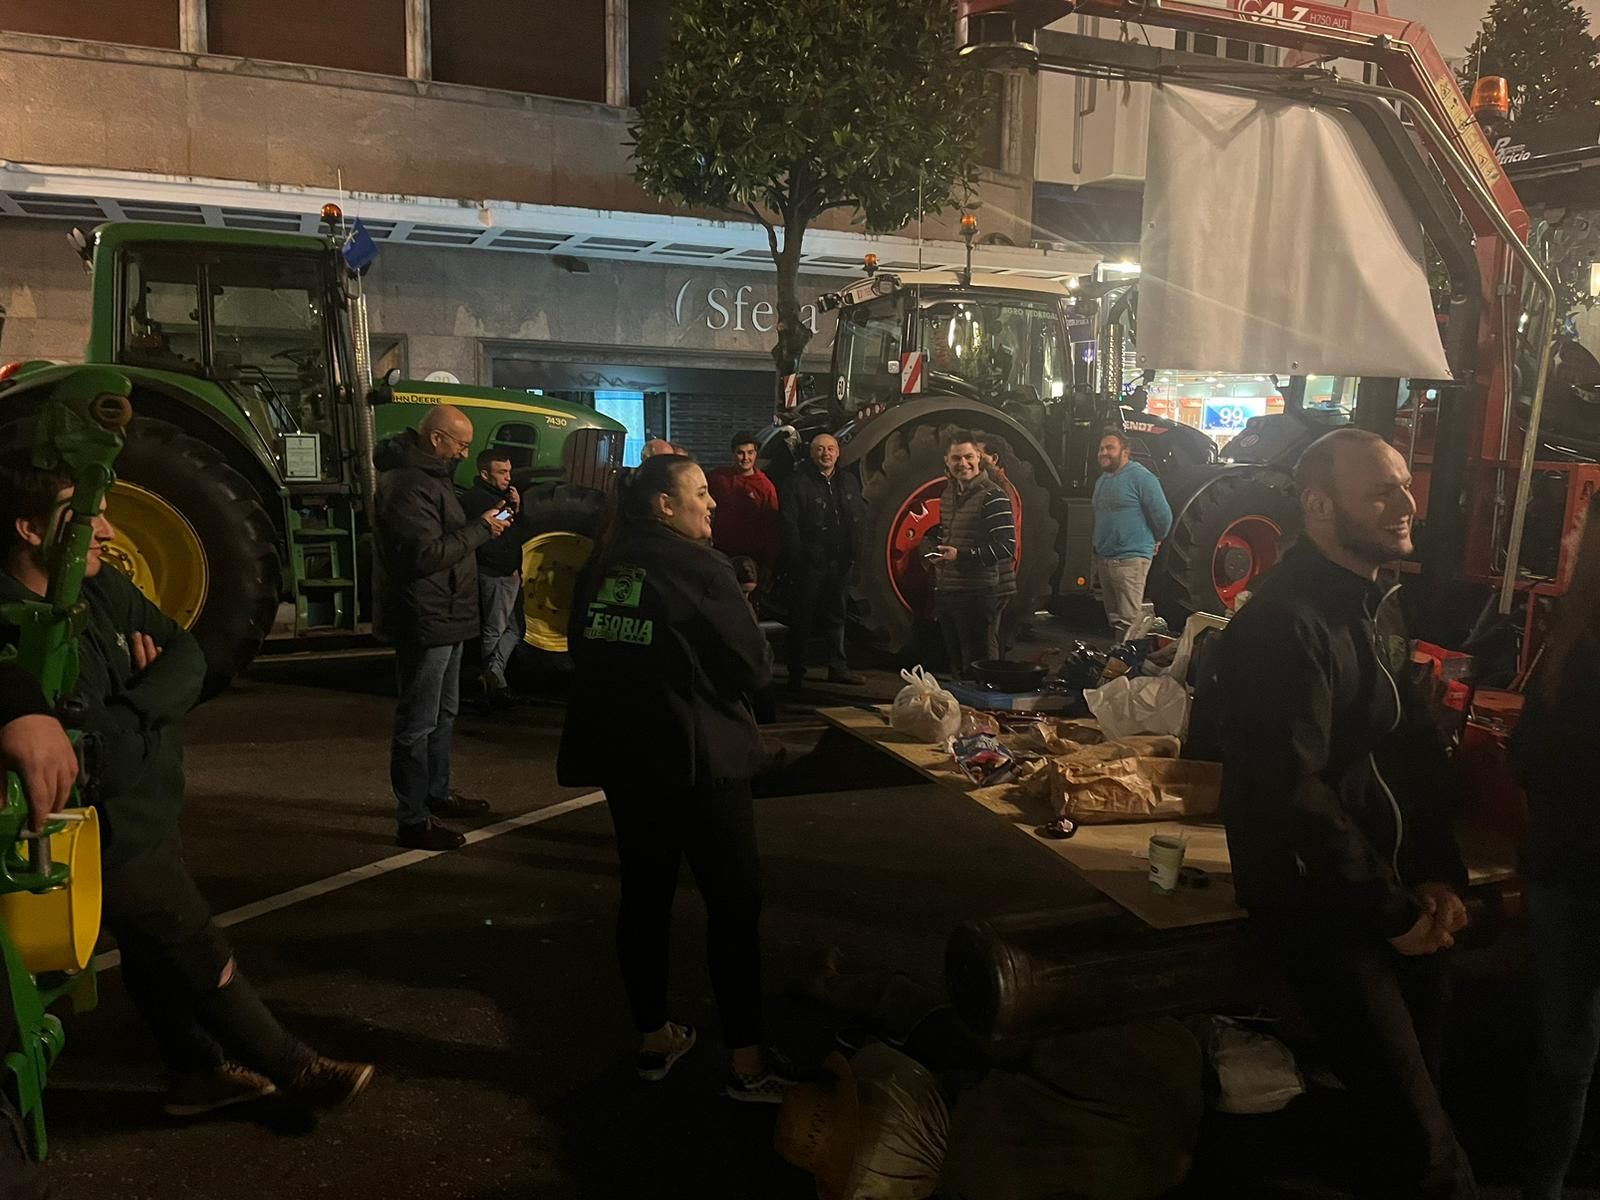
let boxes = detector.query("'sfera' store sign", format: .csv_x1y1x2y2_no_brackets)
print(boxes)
673,280,821,335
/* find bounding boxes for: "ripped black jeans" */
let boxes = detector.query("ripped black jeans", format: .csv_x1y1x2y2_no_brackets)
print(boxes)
101,837,315,1085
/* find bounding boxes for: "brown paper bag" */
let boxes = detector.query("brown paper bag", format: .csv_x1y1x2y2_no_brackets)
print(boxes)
1048,754,1222,824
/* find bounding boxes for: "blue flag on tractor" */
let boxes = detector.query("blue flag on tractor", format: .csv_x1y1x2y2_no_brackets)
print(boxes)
341,217,378,273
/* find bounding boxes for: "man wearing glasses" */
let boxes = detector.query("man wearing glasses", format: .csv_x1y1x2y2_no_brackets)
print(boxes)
373,405,510,850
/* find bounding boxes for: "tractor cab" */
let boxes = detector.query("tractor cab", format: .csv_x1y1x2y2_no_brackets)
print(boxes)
95,221,359,487
821,269,1076,423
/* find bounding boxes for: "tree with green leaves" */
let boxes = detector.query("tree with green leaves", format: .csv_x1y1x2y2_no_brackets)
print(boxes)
1459,0,1600,125
631,0,984,381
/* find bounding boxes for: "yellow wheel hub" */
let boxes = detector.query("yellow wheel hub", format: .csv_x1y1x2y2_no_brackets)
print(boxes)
522,531,594,653
100,481,209,629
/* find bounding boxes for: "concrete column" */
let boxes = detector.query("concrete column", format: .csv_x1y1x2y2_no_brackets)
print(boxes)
606,0,629,107
406,0,432,82
179,0,207,54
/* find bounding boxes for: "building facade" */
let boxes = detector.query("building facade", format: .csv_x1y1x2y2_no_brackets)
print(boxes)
0,2,1093,464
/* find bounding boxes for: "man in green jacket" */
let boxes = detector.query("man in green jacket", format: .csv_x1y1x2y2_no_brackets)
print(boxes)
0,455,373,1120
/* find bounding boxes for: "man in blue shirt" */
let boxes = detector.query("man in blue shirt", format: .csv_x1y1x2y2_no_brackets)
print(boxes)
1091,430,1173,638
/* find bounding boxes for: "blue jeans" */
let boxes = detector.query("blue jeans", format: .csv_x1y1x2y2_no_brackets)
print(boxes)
1524,882,1600,1200
478,571,522,684
390,642,462,830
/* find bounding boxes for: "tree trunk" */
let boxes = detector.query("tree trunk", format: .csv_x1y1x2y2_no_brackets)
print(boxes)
770,219,814,396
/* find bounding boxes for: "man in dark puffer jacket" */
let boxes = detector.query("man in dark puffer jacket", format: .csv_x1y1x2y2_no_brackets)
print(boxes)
373,405,510,850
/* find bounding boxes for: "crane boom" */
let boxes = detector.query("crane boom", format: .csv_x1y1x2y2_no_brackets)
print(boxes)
959,0,1569,631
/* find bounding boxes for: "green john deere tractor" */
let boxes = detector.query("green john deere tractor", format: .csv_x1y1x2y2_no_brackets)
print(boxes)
0,219,625,694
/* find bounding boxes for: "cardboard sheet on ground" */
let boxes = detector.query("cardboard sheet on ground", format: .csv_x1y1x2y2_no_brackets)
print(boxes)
814,707,1517,932
814,707,1243,929
1139,84,1451,379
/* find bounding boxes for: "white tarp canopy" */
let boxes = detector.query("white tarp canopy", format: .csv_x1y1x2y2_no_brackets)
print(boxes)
1137,84,1453,380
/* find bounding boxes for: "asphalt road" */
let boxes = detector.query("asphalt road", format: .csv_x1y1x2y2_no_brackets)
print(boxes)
29,638,1594,1199
39,653,1095,1199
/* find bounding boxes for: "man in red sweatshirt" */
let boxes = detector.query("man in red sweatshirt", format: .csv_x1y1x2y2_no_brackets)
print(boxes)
708,432,781,581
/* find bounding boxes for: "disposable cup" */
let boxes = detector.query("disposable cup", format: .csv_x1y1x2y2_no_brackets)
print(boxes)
1148,834,1186,894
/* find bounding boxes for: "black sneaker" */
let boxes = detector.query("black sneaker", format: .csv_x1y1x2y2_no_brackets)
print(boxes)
163,1062,276,1118
635,1022,696,1082
724,1070,788,1104
429,791,491,819
397,821,465,851
283,1056,374,1114
826,667,865,685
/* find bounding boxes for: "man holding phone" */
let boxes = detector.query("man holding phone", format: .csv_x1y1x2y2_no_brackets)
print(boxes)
462,449,527,698
926,431,1016,676
373,406,509,850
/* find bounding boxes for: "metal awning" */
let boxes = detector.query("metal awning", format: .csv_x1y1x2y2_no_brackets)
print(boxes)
0,160,1099,281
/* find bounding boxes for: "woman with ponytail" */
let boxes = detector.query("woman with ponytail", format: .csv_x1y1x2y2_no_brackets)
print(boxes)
557,454,786,1102
1516,487,1600,1199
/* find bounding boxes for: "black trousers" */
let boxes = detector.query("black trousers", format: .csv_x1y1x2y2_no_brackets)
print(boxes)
787,563,849,678
936,592,1006,676
102,837,314,1085
1263,928,1477,1200
604,779,764,1048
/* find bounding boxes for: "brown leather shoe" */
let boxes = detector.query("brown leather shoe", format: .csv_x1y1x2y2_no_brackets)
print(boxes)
163,1062,276,1118
283,1056,374,1114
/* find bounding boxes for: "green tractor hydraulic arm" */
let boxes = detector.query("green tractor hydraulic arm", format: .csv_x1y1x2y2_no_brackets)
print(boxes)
0,366,133,1159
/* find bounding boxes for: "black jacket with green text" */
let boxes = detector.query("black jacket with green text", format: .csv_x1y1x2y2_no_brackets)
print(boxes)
1208,543,1466,941
0,568,204,867
557,523,772,792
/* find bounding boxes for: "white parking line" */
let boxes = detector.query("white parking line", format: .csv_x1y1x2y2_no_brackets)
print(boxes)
91,790,606,973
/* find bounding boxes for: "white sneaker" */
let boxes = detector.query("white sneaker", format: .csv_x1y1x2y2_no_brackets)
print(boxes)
635,1023,696,1082
724,1070,788,1104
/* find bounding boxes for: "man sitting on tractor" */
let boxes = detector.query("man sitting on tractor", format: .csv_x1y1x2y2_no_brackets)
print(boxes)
0,454,375,1122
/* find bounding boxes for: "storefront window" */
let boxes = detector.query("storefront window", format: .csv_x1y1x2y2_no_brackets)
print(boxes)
1141,371,1285,449
593,389,647,466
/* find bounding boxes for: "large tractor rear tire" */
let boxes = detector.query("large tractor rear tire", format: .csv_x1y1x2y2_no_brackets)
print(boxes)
854,422,1060,656
517,482,608,657
102,418,281,697
1148,470,1300,623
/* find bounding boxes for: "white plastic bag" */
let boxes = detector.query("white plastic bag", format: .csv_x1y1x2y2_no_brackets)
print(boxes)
1208,1019,1305,1115
890,666,962,744
1084,674,1191,741
1124,602,1159,643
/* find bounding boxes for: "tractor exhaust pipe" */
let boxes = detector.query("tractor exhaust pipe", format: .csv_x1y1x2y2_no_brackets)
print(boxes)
348,293,379,512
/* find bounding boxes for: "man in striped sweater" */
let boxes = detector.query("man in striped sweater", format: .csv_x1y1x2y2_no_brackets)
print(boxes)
929,431,1017,677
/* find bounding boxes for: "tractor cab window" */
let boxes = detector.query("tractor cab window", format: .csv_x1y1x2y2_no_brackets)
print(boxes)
210,253,340,480
836,298,903,413
1303,375,1358,416
918,296,1066,405
489,422,538,470
121,250,205,372
118,246,344,481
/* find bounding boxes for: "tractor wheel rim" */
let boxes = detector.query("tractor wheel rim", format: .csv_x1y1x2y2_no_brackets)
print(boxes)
1212,515,1282,609
522,531,595,652
885,478,946,614
101,481,209,628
